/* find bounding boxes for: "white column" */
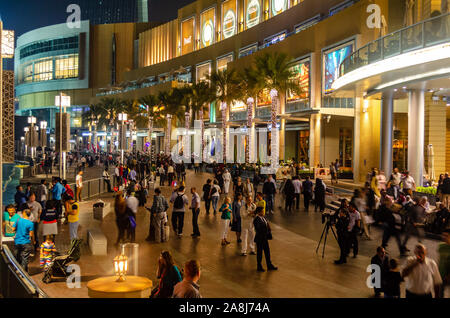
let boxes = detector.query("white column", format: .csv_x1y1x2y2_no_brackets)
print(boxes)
380,91,394,175
408,89,425,187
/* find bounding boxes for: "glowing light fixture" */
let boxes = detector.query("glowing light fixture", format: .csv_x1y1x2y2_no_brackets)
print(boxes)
113,254,128,282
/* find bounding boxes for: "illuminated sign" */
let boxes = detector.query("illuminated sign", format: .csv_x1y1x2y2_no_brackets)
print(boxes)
1,30,14,58
181,17,195,55
201,8,215,48
223,10,236,39
323,42,354,94
246,0,261,29
288,60,310,102
202,19,214,47
271,0,288,17
257,88,272,107
231,101,246,112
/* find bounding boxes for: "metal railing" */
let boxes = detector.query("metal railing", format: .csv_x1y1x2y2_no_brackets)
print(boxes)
339,12,450,78
0,245,49,298
70,177,110,201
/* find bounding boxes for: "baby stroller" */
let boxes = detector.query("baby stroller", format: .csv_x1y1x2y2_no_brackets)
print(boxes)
42,239,83,284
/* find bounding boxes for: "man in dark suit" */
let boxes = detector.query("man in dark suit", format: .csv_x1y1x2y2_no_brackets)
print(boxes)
370,246,390,298
253,207,277,272
302,176,313,211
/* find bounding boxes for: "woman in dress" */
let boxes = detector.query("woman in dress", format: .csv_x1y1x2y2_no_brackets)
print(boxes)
283,179,296,212
41,200,58,239
223,169,232,195
313,178,326,213
231,193,243,243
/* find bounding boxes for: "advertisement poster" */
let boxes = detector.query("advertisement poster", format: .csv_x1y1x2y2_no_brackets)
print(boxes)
323,42,353,94
271,0,288,17
181,17,195,55
287,59,310,102
222,0,237,39
201,8,215,48
245,0,261,29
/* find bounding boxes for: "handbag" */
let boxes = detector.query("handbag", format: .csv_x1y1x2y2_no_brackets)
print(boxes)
129,215,137,229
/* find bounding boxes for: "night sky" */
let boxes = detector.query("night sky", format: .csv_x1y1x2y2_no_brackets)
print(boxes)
0,0,196,37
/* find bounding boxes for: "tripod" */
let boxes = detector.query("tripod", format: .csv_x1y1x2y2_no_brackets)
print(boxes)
316,219,338,258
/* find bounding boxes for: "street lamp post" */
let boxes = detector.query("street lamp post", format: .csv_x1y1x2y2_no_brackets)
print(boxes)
55,93,70,180
27,116,37,159
40,121,48,148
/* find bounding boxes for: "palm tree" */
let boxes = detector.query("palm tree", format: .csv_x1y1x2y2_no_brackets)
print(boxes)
139,94,164,158
239,67,264,163
158,90,185,155
82,103,106,151
208,68,241,163
253,52,301,165
187,81,215,161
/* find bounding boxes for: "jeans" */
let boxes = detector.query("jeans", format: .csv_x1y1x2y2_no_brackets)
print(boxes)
192,208,200,236
204,199,211,214
265,194,274,213
294,193,300,209
303,193,312,210
69,221,79,240
211,196,219,213
171,212,185,235
16,243,34,272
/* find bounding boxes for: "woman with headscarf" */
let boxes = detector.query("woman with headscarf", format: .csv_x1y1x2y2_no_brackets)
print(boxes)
283,179,296,212
314,178,326,213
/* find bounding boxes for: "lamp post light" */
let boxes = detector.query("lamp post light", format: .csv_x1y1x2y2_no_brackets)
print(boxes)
24,127,30,157
39,121,47,149
113,253,128,282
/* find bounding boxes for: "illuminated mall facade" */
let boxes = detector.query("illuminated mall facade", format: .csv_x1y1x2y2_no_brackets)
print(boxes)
14,0,450,184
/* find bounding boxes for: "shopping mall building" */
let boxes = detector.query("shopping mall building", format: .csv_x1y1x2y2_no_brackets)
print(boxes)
15,0,450,184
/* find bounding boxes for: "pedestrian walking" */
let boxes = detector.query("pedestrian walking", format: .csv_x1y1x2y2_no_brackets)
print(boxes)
146,188,169,243
190,187,201,237
241,196,256,256
253,207,277,272
170,186,189,238
210,180,221,214
302,176,313,212
219,197,232,246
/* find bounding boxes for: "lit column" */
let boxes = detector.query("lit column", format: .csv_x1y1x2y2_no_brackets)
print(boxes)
380,91,394,175
270,89,279,169
118,113,128,164
246,97,255,163
27,116,37,159
40,121,48,148
408,89,425,187
165,114,172,155
148,113,153,160
220,103,228,163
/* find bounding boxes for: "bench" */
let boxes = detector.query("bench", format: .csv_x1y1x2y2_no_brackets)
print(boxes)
87,228,107,255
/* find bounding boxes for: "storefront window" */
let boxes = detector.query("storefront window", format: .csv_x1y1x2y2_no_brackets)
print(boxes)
55,54,79,79
196,62,211,83
216,54,233,72
339,128,352,168
33,58,53,82
298,130,309,164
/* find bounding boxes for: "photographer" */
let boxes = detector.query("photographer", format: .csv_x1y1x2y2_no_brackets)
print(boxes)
334,200,350,265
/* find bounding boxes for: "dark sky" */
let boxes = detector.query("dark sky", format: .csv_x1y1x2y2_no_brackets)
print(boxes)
0,0,195,37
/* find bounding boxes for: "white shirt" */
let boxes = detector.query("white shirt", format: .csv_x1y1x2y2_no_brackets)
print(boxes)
126,196,139,214
211,185,221,197
292,179,302,194
391,172,401,186
402,176,415,189
76,174,83,187
404,257,442,295
348,210,361,232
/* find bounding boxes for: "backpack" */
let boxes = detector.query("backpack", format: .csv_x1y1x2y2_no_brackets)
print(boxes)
174,194,184,209
211,186,217,195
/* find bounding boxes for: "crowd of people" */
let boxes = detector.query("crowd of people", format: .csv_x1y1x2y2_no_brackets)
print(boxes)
5,149,450,298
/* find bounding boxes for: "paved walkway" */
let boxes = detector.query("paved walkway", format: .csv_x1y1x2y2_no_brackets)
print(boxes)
26,170,445,298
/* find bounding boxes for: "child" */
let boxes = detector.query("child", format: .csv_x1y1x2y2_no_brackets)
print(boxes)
219,197,232,246
40,235,57,270
384,258,403,298
3,204,20,237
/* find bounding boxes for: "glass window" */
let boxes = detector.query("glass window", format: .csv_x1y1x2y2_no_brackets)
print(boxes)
196,62,211,83
238,44,258,58
19,36,79,59
216,54,233,72
55,54,79,79
33,58,53,82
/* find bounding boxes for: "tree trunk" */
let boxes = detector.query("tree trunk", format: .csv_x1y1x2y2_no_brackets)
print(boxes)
148,116,153,161
270,90,279,168
199,109,204,163
165,115,172,155
246,100,254,164
221,102,228,163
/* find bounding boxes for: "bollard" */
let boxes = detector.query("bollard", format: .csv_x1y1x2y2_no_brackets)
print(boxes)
120,243,139,276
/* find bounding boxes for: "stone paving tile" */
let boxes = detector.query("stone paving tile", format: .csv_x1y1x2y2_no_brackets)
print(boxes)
26,170,445,298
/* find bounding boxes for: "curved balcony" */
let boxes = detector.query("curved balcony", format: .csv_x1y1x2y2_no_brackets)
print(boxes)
332,12,450,96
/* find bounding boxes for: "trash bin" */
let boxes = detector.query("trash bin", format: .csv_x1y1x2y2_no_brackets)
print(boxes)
93,201,110,221
121,243,139,276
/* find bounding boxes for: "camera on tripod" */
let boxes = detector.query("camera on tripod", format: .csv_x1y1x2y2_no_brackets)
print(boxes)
321,210,337,225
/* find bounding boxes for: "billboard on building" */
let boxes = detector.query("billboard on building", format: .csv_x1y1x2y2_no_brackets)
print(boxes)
181,17,195,55
323,41,354,94
271,0,288,17
245,0,262,29
222,0,238,39
201,7,215,48
287,59,310,102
